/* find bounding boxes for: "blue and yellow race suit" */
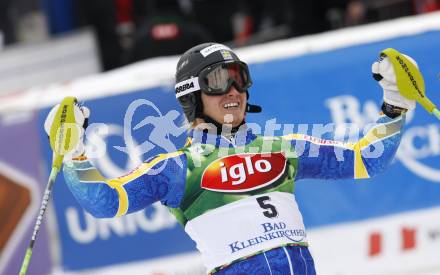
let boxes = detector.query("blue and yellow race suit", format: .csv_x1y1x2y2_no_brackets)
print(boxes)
63,114,404,274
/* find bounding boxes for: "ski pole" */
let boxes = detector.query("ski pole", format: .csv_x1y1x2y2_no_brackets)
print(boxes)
19,96,79,275
380,48,440,120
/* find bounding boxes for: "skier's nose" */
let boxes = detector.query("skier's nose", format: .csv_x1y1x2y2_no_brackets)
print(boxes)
226,86,240,96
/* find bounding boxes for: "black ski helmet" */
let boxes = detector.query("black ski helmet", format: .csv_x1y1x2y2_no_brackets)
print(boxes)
175,42,261,122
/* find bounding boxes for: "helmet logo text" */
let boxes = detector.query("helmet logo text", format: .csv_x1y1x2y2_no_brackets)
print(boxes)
175,78,200,98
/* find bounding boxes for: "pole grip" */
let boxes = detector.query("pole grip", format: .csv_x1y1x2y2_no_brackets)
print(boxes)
49,96,79,170
380,48,438,113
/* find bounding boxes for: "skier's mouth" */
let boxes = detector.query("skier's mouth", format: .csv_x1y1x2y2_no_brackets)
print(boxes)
223,102,240,109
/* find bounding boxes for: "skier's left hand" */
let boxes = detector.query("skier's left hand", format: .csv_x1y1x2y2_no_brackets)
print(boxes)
372,54,417,111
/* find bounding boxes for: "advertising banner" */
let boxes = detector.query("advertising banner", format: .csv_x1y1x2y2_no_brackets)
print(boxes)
0,113,51,275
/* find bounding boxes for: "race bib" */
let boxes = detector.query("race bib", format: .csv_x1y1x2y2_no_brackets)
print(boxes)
184,192,307,271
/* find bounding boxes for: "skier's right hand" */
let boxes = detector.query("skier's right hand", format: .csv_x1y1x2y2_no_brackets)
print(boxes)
44,102,90,159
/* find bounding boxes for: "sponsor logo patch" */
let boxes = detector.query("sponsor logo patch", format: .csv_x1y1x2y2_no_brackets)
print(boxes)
201,152,287,192
175,77,200,98
220,50,233,60
200,44,231,57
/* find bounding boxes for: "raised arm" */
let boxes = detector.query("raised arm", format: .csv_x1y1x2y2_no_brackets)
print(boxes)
44,102,187,219
63,152,187,218
285,114,404,181
288,51,418,181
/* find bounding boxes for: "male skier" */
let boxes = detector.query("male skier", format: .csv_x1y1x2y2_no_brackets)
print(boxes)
45,43,416,274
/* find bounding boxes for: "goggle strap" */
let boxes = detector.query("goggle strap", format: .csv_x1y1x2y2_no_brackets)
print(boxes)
175,77,200,98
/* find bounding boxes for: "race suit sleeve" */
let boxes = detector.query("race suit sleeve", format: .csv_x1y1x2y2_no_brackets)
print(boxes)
62,152,187,218
284,114,404,180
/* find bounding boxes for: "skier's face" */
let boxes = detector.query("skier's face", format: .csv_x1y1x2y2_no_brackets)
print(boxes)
201,86,247,127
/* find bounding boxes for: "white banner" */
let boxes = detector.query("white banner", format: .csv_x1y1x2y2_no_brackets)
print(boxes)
309,207,440,275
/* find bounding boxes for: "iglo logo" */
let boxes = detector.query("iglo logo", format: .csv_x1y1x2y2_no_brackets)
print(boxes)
201,153,287,192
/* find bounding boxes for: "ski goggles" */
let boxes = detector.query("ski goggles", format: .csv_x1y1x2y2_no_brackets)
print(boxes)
175,61,252,98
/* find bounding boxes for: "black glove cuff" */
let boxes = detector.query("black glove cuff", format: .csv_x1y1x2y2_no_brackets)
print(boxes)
372,73,383,81
83,118,89,129
381,102,407,118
